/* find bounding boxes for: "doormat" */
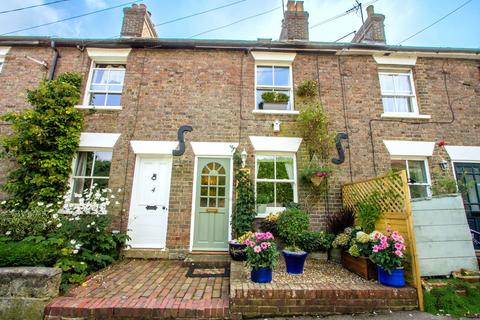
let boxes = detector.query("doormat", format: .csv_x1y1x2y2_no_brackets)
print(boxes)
186,265,230,278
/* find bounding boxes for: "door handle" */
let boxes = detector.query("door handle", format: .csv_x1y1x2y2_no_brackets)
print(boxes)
146,205,158,211
206,208,218,213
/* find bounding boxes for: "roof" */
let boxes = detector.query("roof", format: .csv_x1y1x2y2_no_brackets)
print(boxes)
0,36,479,59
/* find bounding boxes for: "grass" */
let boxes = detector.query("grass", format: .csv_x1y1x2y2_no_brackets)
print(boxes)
424,278,480,318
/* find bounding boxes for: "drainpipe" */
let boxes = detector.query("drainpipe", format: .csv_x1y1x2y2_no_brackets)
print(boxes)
47,40,59,80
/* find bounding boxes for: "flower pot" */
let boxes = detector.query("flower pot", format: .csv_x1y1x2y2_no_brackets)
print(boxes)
260,102,289,111
257,204,267,215
229,241,247,261
282,250,308,274
341,251,377,280
251,267,272,283
377,266,405,288
310,175,324,186
328,247,342,263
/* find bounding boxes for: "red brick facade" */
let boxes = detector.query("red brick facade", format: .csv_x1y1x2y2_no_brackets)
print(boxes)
0,42,478,255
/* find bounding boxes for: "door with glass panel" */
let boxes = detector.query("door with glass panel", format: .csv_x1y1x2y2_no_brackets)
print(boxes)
193,158,230,251
255,155,296,216
391,159,431,199
454,163,480,247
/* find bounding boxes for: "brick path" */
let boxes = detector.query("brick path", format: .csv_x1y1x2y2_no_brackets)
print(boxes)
45,259,230,319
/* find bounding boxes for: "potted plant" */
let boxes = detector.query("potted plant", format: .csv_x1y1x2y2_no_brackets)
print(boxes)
341,229,377,280
300,162,332,187
245,232,278,283
229,231,253,261
259,212,280,237
370,229,407,287
282,245,308,274
297,230,333,260
330,228,352,263
256,193,270,216
259,92,290,110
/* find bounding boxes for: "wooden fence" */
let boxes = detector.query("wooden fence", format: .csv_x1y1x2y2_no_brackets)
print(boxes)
342,170,423,311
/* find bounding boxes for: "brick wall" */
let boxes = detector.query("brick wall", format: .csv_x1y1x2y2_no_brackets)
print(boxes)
0,45,478,252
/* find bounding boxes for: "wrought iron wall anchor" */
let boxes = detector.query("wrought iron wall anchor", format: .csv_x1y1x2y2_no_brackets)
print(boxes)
332,132,348,165
173,125,193,156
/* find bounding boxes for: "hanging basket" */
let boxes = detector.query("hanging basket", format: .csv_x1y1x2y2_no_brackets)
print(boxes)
310,175,325,186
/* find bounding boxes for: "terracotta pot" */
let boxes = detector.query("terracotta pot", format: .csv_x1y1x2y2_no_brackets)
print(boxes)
310,175,324,186
341,251,377,280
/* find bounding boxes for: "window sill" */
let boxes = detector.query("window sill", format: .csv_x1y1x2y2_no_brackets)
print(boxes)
381,113,431,120
252,110,299,115
75,105,123,111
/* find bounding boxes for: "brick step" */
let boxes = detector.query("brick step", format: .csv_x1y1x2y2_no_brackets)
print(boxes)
183,253,230,268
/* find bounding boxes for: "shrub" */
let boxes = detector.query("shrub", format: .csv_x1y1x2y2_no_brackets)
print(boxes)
259,212,279,236
0,205,57,240
296,80,318,98
357,201,381,233
232,166,255,238
261,92,290,103
297,230,333,253
276,208,309,246
0,237,57,267
326,208,355,235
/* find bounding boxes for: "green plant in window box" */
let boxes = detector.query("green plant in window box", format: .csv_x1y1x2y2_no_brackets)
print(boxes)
256,193,270,215
259,92,290,110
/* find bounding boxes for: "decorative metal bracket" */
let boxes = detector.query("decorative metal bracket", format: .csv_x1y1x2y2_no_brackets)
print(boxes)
173,125,193,156
331,132,348,165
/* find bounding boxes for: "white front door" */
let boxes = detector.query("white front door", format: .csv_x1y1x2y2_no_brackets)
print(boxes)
127,156,172,249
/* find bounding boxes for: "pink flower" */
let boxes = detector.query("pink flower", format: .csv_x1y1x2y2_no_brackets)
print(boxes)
395,250,403,257
260,242,269,249
249,241,255,248
265,232,273,240
253,246,261,253
386,227,391,233
394,243,404,250
380,235,388,243
372,245,379,253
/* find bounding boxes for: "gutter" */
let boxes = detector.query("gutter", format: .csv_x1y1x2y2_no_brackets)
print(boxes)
47,40,59,80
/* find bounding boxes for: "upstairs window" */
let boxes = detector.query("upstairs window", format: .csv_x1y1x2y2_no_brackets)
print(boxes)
391,159,431,198
87,63,126,108
70,151,112,203
255,65,293,111
379,70,418,114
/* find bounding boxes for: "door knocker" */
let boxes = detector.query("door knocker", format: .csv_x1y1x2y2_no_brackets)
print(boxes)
151,173,157,181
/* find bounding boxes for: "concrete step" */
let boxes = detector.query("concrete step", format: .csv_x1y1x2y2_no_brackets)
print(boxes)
183,252,230,268
122,248,169,259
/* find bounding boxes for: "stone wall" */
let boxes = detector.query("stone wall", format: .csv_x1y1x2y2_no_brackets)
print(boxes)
0,267,61,320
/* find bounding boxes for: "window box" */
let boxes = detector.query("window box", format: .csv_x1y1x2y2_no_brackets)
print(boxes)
259,102,289,111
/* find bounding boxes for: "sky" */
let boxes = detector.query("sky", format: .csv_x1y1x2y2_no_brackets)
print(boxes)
0,0,479,49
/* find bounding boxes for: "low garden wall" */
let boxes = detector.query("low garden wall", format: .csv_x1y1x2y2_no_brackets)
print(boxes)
0,267,61,320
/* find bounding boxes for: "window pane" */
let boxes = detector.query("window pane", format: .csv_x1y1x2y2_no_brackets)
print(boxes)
106,94,121,106
90,93,106,106
379,74,395,93
395,74,412,94
382,97,395,113
92,69,108,84
257,156,275,179
256,89,270,108
273,66,290,86
410,185,428,199
107,84,123,92
276,156,294,180
92,152,112,177
71,178,92,202
108,69,125,85
276,182,294,206
74,152,94,177
256,66,273,86
256,182,274,206
395,97,412,113
91,84,108,91
200,197,208,207
408,160,428,184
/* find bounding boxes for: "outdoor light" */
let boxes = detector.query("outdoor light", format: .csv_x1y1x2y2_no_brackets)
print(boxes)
241,149,248,168
439,159,449,171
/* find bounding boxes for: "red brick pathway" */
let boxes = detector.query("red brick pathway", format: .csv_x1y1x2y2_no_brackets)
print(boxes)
45,259,230,319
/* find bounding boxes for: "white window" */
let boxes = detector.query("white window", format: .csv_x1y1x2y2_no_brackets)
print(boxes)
255,154,297,216
255,64,293,111
70,151,113,202
86,63,126,108
379,70,418,114
391,159,431,199
0,62,3,73
0,47,10,73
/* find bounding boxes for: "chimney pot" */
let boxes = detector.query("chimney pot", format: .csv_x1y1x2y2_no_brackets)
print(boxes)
295,1,304,12
366,5,375,18
287,1,296,12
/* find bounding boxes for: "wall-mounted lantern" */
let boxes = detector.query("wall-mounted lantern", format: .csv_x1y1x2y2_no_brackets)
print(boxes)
439,159,449,171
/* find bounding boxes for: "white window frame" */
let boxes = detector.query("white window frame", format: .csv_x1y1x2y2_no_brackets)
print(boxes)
254,152,298,217
0,47,10,74
391,157,432,198
254,63,295,113
378,68,419,116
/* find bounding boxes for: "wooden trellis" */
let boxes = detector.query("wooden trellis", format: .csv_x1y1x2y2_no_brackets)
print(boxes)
342,170,423,311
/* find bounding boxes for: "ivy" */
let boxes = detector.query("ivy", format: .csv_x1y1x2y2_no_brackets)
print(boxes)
0,72,83,208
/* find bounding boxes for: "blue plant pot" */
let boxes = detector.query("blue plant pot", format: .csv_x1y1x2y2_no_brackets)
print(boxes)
283,250,308,274
251,267,272,283
377,266,405,288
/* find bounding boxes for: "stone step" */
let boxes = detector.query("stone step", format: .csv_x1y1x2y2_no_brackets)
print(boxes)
183,252,230,268
122,248,170,260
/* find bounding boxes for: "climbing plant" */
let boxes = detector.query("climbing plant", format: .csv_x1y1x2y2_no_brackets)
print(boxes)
0,72,84,208
231,151,256,239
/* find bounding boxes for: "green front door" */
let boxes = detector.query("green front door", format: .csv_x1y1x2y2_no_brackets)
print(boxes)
193,158,230,251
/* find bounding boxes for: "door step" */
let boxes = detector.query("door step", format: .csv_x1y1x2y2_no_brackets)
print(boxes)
122,248,169,260
183,253,230,268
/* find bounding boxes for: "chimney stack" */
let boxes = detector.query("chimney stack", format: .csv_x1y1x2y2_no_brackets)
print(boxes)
351,5,386,44
280,0,309,41
121,4,158,38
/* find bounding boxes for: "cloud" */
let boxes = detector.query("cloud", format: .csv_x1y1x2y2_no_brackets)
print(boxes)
84,0,108,10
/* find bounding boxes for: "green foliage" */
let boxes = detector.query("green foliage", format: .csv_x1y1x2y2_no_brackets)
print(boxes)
424,279,480,317
299,161,332,183
0,206,57,240
0,237,57,267
232,165,256,238
296,230,333,253
431,171,458,196
283,245,304,253
276,208,309,245
261,92,290,103
296,80,318,98
0,72,84,208
259,212,279,236
356,201,381,234
245,233,278,269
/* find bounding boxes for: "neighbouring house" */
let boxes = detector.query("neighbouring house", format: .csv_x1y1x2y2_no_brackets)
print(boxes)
0,1,479,259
